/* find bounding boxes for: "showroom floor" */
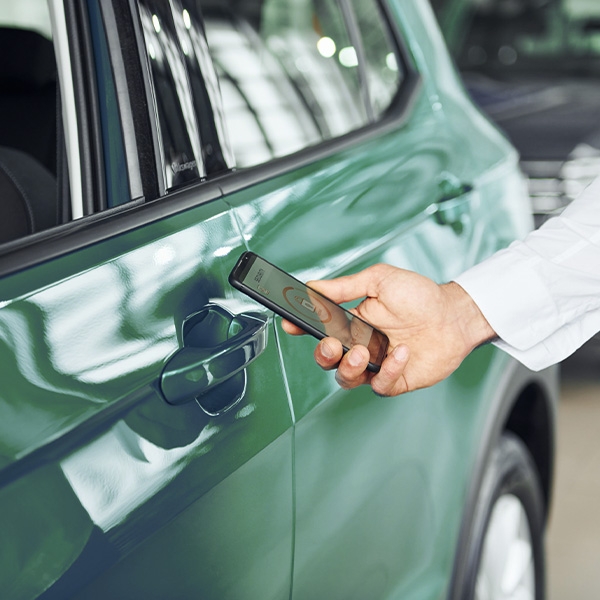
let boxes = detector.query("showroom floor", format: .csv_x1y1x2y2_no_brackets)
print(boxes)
547,341,600,599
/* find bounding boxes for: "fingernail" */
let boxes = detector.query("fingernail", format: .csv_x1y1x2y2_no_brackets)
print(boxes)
347,348,363,367
320,341,335,359
393,345,409,362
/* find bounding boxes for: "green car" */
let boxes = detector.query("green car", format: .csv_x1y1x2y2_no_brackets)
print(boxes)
0,0,557,599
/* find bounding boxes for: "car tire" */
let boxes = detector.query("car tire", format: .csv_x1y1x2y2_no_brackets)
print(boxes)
465,433,546,600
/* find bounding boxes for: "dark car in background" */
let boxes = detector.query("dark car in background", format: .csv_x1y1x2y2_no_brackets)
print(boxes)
434,0,600,224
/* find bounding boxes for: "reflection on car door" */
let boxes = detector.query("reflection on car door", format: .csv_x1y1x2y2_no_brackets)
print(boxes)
0,200,294,598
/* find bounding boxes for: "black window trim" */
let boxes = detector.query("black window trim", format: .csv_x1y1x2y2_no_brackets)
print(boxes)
105,0,160,202
64,0,106,216
97,0,147,203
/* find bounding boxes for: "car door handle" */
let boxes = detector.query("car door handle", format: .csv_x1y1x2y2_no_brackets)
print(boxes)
433,173,473,232
160,304,268,415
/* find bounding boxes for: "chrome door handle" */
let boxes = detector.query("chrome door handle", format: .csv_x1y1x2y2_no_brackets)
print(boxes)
160,304,268,415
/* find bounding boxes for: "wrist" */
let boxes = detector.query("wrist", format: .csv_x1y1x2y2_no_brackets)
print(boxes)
441,281,497,353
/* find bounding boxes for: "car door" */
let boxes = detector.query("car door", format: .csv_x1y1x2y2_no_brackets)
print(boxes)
0,1,293,599
197,0,529,598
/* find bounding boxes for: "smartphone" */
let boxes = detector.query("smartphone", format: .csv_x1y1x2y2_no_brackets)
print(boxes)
229,252,389,373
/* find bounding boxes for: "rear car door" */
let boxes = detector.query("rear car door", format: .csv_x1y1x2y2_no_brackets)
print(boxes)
0,1,293,598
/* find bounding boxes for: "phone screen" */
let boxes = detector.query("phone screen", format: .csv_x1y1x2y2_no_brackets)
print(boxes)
230,252,388,371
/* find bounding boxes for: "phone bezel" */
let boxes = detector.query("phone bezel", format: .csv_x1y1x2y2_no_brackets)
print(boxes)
229,252,388,372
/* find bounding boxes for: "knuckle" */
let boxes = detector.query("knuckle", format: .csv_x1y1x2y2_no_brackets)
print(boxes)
370,379,391,397
376,360,400,385
334,371,353,390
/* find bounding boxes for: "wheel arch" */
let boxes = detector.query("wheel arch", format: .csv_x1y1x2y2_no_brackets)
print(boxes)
447,357,559,599
503,380,556,514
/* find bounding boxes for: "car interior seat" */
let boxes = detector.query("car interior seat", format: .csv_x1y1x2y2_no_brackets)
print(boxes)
0,27,57,174
0,146,57,243
0,27,60,243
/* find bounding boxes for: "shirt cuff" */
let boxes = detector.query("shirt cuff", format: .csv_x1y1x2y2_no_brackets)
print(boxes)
454,245,561,354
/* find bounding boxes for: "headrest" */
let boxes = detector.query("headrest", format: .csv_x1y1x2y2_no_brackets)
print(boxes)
0,27,56,91
0,146,57,242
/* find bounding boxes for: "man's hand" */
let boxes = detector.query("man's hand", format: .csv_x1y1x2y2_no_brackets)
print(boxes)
281,264,496,396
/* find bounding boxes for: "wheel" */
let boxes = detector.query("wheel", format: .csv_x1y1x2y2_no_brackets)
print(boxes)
466,433,546,600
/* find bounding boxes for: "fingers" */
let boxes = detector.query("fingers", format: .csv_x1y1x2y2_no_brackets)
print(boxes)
314,336,344,370
314,338,372,390
313,338,412,396
370,345,410,396
281,318,306,336
332,345,372,390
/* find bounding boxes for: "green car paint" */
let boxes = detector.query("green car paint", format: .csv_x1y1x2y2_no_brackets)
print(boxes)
206,2,536,598
0,1,554,599
0,198,294,598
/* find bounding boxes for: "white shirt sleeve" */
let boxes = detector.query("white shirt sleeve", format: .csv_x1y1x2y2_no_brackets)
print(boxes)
454,175,600,371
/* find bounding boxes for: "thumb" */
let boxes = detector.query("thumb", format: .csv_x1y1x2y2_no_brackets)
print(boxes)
307,264,390,305
370,344,411,396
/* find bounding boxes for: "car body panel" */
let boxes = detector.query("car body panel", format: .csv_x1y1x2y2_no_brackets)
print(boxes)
221,3,539,597
0,194,294,598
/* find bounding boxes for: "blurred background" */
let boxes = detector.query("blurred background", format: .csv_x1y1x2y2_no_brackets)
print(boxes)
434,0,600,226
548,342,600,600
432,1,600,597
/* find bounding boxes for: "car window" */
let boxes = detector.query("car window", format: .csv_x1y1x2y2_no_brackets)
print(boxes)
0,1,51,37
199,0,405,168
348,0,403,117
0,1,61,244
0,2,55,178
0,0,131,246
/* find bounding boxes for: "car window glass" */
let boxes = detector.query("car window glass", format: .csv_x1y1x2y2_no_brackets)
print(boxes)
0,0,61,244
0,0,135,247
201,10,323,168
0,1,52,37
199,0,403,169
348,0,403,117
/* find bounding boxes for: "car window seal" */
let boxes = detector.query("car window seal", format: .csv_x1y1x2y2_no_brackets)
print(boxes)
338,0,375,122
64,0,107,215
